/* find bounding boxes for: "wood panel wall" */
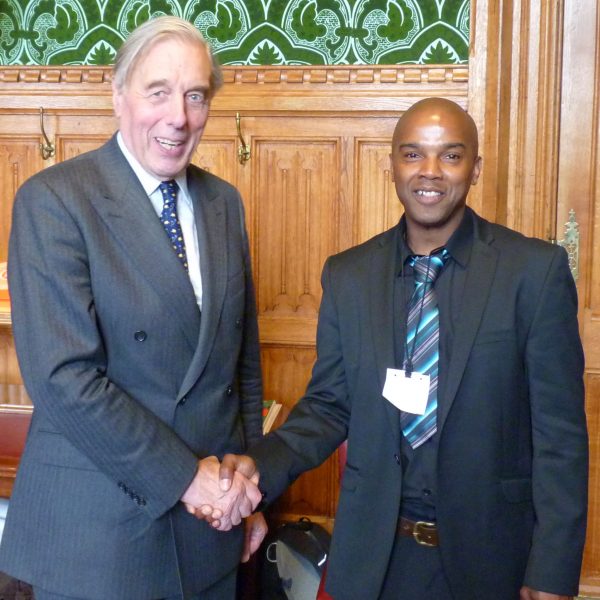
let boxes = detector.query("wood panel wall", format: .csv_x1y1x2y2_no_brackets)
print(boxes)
0,65,467,534
0,0,599,594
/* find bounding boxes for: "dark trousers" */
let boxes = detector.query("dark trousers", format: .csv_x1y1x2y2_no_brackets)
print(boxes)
379,533,453,600
33,568,237,600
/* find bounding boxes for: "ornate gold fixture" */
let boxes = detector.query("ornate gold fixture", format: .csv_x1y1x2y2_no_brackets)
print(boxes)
236,112,251,164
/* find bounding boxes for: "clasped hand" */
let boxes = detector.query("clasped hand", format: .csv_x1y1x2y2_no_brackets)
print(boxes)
181,455,260,531
181,455,266,562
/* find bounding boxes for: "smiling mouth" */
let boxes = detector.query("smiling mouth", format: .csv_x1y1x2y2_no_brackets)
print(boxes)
156,137,184,150
415,190,444,197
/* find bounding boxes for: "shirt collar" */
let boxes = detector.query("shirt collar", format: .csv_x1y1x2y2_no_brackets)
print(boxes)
396,207,474,276
116,131,191,206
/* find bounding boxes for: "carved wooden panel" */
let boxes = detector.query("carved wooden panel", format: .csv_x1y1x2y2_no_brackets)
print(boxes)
254,138,339,346
261,346,316,409
191,138,238,187
54,113,115,162
261,345,339,519
57,135,110,162
0,135,46,261
355,139,403,245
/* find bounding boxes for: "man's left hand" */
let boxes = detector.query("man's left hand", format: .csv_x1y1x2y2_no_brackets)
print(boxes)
241,513,268,563
520,586,572,600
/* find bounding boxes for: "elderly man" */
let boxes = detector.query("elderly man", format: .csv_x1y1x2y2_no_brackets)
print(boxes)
0,16,265,600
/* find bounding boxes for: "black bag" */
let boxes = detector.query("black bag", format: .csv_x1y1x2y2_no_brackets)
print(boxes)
265,517,331,600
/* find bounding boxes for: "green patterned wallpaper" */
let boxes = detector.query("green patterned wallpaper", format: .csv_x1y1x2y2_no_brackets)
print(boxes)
0,1,470,67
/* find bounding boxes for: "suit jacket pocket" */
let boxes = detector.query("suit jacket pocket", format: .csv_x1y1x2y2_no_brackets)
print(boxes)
501,477,532,503
340,463,363,492
474,329,517,346
30,429,99,472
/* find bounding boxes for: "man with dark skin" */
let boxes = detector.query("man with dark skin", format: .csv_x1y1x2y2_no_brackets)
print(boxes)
205,98,588,600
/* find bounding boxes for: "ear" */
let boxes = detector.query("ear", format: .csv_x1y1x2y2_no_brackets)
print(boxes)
112,81,122,118
470,156,482,185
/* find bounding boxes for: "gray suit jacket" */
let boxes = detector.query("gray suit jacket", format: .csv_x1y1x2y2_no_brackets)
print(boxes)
0,135,262,599
250,208,588,600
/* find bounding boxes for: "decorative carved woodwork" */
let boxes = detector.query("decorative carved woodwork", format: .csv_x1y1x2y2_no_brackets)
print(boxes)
0,136,45,262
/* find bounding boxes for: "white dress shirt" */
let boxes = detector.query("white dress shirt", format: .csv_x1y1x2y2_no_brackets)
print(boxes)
117,132,203,309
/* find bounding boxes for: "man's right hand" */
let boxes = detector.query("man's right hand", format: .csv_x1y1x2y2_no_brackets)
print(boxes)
219,453,259,490
180,456,261,530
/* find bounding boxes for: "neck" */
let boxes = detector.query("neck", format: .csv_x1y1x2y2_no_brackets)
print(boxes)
406,232,448,256
405,214,465,255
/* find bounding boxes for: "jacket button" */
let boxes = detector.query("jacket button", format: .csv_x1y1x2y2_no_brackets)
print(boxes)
226,386,233,396
179,396,187,405
134,331,147,342
235,318,242,329
394,453,401,465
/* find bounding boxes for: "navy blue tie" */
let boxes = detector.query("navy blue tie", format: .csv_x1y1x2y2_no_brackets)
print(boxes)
158,180,188,271
400,250,448,448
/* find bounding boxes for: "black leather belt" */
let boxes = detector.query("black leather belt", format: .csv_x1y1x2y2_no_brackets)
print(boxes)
398,516,439,547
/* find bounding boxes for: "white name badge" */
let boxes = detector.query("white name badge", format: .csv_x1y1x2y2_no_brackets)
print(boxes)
382,368,430,415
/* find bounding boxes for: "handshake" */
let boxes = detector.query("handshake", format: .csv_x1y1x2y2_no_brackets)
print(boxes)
180,454,266,561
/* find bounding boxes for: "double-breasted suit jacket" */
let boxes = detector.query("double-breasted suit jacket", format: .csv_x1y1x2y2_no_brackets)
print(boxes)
250,208,588,600
0,135,262,599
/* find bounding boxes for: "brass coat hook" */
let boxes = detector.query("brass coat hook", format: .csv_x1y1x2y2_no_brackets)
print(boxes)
236,112,251,164
39,107,55,160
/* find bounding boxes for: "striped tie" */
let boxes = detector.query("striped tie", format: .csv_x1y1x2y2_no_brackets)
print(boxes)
401,250,448,448
159,180,188,270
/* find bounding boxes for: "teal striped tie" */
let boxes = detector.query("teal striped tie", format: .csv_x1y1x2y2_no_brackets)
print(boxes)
401,250,448,448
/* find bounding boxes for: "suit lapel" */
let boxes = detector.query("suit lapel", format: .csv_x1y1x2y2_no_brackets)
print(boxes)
437,219,498,434
369,228,402,447
89,137,200,351
177,171,228,400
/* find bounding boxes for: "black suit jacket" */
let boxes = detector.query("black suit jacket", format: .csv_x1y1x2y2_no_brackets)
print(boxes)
0,135,262,599
250,208,588,600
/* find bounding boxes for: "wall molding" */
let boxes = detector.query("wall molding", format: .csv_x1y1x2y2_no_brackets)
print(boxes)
0,64,468,86
0,65,469,114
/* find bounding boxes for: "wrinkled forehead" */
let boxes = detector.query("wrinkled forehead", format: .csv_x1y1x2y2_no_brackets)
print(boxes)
119,34,211,90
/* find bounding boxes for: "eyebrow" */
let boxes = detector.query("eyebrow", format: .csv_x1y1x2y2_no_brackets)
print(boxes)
143,80,210,94
145,79,169,90
398,142,467,150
